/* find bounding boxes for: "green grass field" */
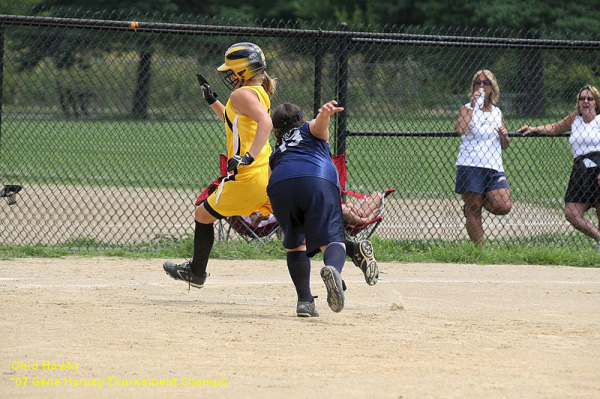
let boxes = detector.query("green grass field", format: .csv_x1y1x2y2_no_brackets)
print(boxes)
1,116,573,205
1,234,598,267
0,116,595,256
342,114,573,204
1,118,225,189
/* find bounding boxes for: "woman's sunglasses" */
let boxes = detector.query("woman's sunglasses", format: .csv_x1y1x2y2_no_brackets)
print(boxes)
579,96,595,102
473,80,492,86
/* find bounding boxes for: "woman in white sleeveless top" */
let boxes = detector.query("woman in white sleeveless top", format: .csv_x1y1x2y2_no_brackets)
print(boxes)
455,69,512,245
518,85,600,253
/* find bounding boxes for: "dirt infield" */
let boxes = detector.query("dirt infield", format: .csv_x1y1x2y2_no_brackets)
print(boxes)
1,257,599,398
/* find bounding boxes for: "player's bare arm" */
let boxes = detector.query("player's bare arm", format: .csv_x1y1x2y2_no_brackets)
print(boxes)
209,101,226,121
197,72,225,121
310,100,344,141
230,89,273,158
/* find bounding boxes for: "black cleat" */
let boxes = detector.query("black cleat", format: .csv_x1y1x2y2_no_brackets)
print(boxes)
163,260,208,289
350,240,379,286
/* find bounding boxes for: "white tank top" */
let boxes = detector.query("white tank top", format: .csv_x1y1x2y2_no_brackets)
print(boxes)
456,104,504,172
569,114,600,158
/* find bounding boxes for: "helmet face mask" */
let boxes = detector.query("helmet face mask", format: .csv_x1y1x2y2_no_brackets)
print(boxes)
217,42,266,90
221,68,244,90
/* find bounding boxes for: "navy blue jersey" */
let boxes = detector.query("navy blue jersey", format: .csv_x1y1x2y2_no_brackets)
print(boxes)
269,122,339,187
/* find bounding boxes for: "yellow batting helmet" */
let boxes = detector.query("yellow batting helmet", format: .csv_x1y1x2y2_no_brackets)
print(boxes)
217,42,267,89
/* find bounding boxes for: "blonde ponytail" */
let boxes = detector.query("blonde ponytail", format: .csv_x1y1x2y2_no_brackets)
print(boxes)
260,72,277,97
246,71,276,97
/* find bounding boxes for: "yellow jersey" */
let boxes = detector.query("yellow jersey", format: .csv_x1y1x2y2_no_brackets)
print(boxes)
222,85,271,175
205,85,272,217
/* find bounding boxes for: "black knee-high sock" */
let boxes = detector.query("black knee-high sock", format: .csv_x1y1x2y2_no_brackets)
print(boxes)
191,221,214,276
323,243,346,274
287,251,313,302
345,239,358,260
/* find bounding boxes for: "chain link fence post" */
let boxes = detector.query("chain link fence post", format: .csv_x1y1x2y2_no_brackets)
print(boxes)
334,22,350,157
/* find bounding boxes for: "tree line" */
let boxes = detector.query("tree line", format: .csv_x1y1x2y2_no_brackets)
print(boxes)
3,0,598,119
5,0,600,33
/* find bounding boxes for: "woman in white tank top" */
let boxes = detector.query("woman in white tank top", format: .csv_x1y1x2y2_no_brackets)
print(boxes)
518,85,600,253
455,69,512,245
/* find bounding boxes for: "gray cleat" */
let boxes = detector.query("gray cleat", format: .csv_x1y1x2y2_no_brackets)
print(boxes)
320,266,345,313
296,300,319,317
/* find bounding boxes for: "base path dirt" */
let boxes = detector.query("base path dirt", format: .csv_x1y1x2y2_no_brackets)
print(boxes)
1,258,599,398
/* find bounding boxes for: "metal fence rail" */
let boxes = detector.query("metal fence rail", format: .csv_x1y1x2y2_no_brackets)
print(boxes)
1,9,599,250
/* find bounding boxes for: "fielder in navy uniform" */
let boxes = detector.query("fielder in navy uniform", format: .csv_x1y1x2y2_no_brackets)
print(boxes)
268,100,347,317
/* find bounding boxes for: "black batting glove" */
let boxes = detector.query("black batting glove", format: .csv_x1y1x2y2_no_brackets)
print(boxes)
227,152,254,172
196,73,218,105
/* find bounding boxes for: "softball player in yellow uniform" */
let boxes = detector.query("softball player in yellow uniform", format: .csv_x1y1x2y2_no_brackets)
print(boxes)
163,42,276,288
205,84,273,218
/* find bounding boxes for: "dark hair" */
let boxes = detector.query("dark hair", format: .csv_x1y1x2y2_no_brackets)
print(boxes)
271,103,306,142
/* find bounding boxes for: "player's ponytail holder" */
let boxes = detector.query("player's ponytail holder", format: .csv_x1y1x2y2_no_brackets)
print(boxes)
273,111,303,129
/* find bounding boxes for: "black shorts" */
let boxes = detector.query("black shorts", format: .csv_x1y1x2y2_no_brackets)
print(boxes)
267,177,345,257
564,164,600,204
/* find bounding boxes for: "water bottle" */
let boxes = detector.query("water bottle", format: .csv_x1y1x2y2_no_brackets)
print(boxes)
476,88,485,110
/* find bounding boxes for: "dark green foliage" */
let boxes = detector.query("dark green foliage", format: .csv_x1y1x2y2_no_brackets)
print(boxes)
13,0,600,33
